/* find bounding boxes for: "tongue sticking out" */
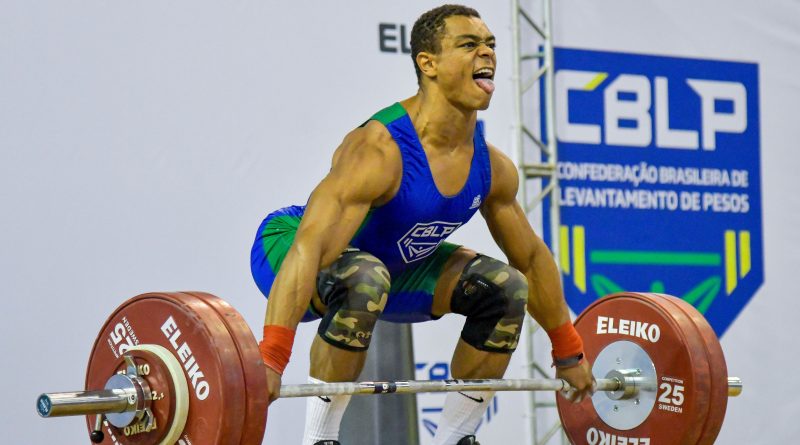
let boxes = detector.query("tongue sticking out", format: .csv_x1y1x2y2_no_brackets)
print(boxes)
475,78,495,94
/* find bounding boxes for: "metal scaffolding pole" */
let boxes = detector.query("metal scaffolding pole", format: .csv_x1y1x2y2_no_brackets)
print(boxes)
510,0,564,444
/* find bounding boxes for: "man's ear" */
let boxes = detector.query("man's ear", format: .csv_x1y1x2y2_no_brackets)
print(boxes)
416,51,437,81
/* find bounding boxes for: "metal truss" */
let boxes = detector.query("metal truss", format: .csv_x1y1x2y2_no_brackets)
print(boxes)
510,0,566,444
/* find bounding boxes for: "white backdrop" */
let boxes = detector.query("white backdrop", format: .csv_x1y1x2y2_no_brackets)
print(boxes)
1,1,798,444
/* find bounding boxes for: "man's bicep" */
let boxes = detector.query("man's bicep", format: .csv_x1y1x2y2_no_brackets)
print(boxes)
293,177,369,264
294,135,396,265
327,124,399,204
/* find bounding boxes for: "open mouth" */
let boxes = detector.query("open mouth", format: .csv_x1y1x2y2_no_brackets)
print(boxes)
473,67,495,94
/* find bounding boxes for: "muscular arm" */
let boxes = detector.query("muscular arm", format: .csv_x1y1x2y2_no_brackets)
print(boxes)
264,121,400,329
481,145,594,400
480,145,570,330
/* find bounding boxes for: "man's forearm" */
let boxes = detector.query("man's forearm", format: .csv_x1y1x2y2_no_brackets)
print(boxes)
264,245,320,328
521,241,571,330
519,240,587,365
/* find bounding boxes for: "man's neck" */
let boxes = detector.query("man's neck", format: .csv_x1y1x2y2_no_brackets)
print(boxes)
401,90,477,152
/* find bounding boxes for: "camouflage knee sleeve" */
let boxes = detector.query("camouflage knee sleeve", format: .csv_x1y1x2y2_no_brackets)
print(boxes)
450,255,528,353
316,250,391,351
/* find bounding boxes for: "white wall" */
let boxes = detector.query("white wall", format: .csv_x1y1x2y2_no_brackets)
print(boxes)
1,1,797,443
0,1,510,443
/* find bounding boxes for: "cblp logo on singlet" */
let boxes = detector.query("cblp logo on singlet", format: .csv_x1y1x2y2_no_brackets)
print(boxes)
397,221,462,263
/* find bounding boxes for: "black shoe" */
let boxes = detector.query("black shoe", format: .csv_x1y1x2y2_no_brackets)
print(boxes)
457,436,480,445
313,441,340,445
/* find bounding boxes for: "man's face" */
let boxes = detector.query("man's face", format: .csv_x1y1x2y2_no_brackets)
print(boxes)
429,16,496,110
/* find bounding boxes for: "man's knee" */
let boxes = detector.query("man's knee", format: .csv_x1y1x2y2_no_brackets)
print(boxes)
451,255,528,353
316,250,391,351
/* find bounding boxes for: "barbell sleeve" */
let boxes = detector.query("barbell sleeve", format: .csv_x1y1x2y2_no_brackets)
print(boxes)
37,389,138,418
727,377,743,397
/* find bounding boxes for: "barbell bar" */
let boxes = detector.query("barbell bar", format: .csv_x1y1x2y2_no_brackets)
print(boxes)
39,375,742,419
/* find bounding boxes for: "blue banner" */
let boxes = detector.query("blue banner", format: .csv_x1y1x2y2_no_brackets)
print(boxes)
543,48,763,336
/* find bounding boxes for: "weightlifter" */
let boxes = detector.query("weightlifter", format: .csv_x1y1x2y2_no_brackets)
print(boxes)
250,5,594,445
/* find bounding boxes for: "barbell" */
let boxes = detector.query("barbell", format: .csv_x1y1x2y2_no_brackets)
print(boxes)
36,291,741,444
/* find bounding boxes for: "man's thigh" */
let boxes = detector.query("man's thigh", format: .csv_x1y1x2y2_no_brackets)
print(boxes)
384,243,478,321
250,206,325,321
431,246,478,317
253,224,476,323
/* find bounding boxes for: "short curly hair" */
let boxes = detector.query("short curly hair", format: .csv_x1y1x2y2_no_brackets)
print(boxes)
410,4,481,84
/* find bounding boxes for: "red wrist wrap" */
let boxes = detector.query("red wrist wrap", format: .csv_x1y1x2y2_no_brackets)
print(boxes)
546,320,584,360
259,325,295,375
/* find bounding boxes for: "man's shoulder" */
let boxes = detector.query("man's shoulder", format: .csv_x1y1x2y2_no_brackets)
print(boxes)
360,120,396,145
341,120,399,156
331,120,401,175
485,142,516,175
368,102,408,127
484,142,519,203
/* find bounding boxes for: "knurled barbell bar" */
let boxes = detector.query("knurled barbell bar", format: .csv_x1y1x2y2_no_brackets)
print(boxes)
35,291,741,445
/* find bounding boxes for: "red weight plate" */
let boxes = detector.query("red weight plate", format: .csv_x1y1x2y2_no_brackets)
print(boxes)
183,292,268,445
657,294,729,444
85,292,247,445
558,292,712,445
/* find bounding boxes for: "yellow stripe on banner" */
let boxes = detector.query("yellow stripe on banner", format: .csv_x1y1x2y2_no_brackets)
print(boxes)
573,226,586,293
584,73,608,91
724,230,737,295
559,226,570,275
739,231,751,278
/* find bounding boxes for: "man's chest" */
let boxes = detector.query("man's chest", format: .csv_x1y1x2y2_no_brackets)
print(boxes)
425,147,474,197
